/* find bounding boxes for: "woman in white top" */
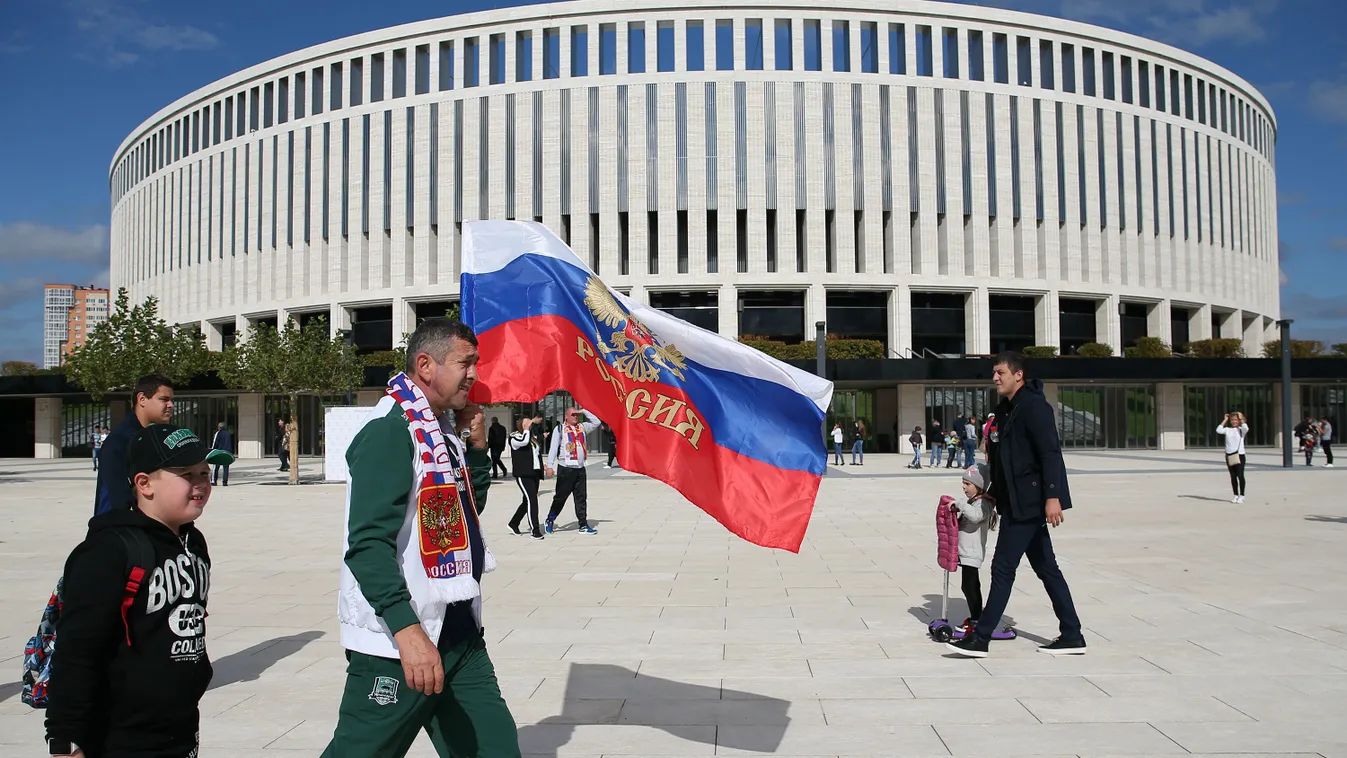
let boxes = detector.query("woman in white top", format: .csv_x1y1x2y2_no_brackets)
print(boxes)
1216,411,1249,503
831,424,845,466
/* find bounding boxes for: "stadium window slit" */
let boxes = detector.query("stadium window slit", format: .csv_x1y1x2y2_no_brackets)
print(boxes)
490,33,506,84
707,210,719,273
618,211,630,275
833,20,850,73
686,20,704,72
657,21,675,73
1060,43,1075,93
1016,36,1030,86
415,44,430,94
992,33,1008,83
1082,47,1095,96
916,25,932,77
942,28,958,79
677,210,689,273
1184,73,1194,119
766,208,778,272
796,209,807,272
599,24,617,75
465,38,480,87
968,29,983,81
627,23,645,74
393,49,407,98
889,23,905,75
1138,60,1149,107
776,19,794,71
350,58,364,107
647,211,659,274
329,63,342,111
517,31,534,81
1171,69,1181,115
371,53,385,102
737,209,749,273
1155,65,1166,112
1039,39,1054,90
718,19,735,72
746,18,764,71
264,82,275,128
804,20,822,72
1102,51,1115,100
591,213,601,272
571,25,587,77
544,28,561,79
1121,55,1133,104
438,42,454,90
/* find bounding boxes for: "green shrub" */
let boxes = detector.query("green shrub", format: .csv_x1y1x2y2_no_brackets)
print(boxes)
737,335,886,361
1261,339,1325,359
1186,338,1245,358
361,349,401,367
1332,343,1347,358
1076,342,1115,358
1125,337,1172,358
1021,345,1059,358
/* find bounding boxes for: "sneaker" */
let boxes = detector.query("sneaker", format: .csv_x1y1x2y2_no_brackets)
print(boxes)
531,533,545,541
544,520,555,534
1231,496,1240,503
1038,636,1087,655
1237,495,1245,503
1326,463,1335,468
578,525,598,534
604,463,611,469
945,634,989,658
508,522,525,536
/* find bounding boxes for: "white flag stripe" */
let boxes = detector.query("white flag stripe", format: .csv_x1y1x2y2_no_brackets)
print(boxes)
462,220,833,413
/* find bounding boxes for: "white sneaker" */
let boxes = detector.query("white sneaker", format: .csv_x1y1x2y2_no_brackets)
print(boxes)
1325,463,1335,468
1231,496,1240,503
1238,495,1246,503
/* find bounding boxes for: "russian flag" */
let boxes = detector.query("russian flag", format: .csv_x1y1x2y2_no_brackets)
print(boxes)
460,221,834,552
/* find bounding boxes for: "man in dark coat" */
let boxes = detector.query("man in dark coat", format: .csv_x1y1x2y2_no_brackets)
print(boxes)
488,416,509,478
947,351,1085,658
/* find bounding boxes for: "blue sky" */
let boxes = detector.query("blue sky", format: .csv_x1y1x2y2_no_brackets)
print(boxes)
1,0,1344,363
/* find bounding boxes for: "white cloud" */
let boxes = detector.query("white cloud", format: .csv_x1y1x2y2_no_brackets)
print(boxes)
1188,6,1266,45
0,221,109,265
71,0,219,67
978,0,1276,47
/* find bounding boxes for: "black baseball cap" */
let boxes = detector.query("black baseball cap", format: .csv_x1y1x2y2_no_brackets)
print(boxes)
128,423,234,477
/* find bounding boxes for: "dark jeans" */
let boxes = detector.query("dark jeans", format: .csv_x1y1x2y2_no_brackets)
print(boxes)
607,447,616,466
213,463,230,485
1324,440,1335,465
963,441,977,468
1227,454,1246,496
490,448,508,478
974,517,1082,642
93,448,100,470
278,448,289,471
833,442,844,464
546,466,589,528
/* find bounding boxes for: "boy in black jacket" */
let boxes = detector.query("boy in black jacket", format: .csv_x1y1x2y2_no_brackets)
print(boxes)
45,423,226,758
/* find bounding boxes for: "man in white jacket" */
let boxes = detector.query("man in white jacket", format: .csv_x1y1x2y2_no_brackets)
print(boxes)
544,406,602,534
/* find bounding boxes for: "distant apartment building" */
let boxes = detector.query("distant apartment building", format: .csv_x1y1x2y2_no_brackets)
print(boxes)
43,284,110,368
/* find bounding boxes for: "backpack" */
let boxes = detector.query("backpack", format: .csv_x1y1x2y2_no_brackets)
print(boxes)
22,528,156,709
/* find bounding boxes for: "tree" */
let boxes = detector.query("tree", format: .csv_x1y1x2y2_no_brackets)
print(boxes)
384,303,462,378
1262,339,1325,359
217,315,363,484
1021,346,1059,358
1076,342,1115,358
1185,338,1245,358
64,288,213,399
1332,343,1347,358
1124,337,1173,358
2,360,39,376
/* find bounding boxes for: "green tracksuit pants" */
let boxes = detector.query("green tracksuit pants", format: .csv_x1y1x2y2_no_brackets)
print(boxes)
320,632,521,758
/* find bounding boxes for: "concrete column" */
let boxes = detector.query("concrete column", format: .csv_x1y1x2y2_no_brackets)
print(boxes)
203,320,223,351
1191,304,1213,341
393,297,415,348
1156,381,1186,450
805,283,826,341
234,313,252,344
893,285,912,356
1242,313,1263,357
966,288,990,355
1150,300,1172,344
718,284,737,339
1041,383,1060,425
1037,291,1060,349
35,398,62,459
331,303,353,338
356,389,383,406
110,399,129,428
238,392,264,459
898,383,924,454
1096,296,1121,353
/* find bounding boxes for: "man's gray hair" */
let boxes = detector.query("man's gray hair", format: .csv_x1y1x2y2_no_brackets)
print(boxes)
405,317,479,374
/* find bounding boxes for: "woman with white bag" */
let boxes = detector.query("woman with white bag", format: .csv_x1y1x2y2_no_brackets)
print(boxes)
1217,412,1249,503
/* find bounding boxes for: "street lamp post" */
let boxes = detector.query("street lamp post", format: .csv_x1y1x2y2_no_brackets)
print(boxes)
1278,319,1293,468
815,321,827,379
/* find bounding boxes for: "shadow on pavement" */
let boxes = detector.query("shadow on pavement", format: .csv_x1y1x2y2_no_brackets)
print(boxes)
1178,494,1236,502
517,662,789,756
0,680,24,704
907,593,1050,644
208,630,324,690
1305,514,1347,524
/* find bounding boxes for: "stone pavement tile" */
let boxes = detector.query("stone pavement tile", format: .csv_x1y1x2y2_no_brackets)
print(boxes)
517,724,718,754
617,698,821,726
975,654,1170,677
509,697,625,725
636,659,813,679
714,724,949,756
1084,673,1304,698
504,627,657,644
1154,721,1347,754
1211,690,1347,723
198,714,309,750
1018,694,1252,723
720,676,916,700
562,643,725,661
820,697,1037,726
1279,673,1347,696
808,657,993,678
936,722,1189,755
724,642,885,660
902,674,1108,699
725,615,869,630
650,628,802,644
528,675,722,703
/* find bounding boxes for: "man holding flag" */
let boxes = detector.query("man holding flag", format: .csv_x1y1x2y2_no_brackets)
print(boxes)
459,220,833,552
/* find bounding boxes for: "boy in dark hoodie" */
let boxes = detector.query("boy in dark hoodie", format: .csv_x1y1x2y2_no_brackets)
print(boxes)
45,423,229,758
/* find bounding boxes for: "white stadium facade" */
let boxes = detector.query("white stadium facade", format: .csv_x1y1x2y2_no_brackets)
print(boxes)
47,0,1329,460
108,0,1279,359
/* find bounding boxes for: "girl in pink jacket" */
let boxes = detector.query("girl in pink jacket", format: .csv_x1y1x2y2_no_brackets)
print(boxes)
951,463,997,631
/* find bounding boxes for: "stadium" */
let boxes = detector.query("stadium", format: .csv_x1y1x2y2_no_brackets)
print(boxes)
18,0,1329,458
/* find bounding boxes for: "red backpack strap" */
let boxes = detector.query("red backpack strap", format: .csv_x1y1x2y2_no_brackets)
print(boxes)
120,567,146,647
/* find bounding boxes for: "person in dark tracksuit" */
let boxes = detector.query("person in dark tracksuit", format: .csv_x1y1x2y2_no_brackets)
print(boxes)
507,416,545,539
545,407,602,535
947,351,1086,658
603,422,618,469
210,422,234,486
94,375,175,516
487,417,509,478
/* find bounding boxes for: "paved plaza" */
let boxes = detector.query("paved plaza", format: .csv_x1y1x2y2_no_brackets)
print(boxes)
2,449,1346,757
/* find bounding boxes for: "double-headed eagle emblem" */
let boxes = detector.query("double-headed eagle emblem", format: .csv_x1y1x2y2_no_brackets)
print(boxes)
584,278,688,384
